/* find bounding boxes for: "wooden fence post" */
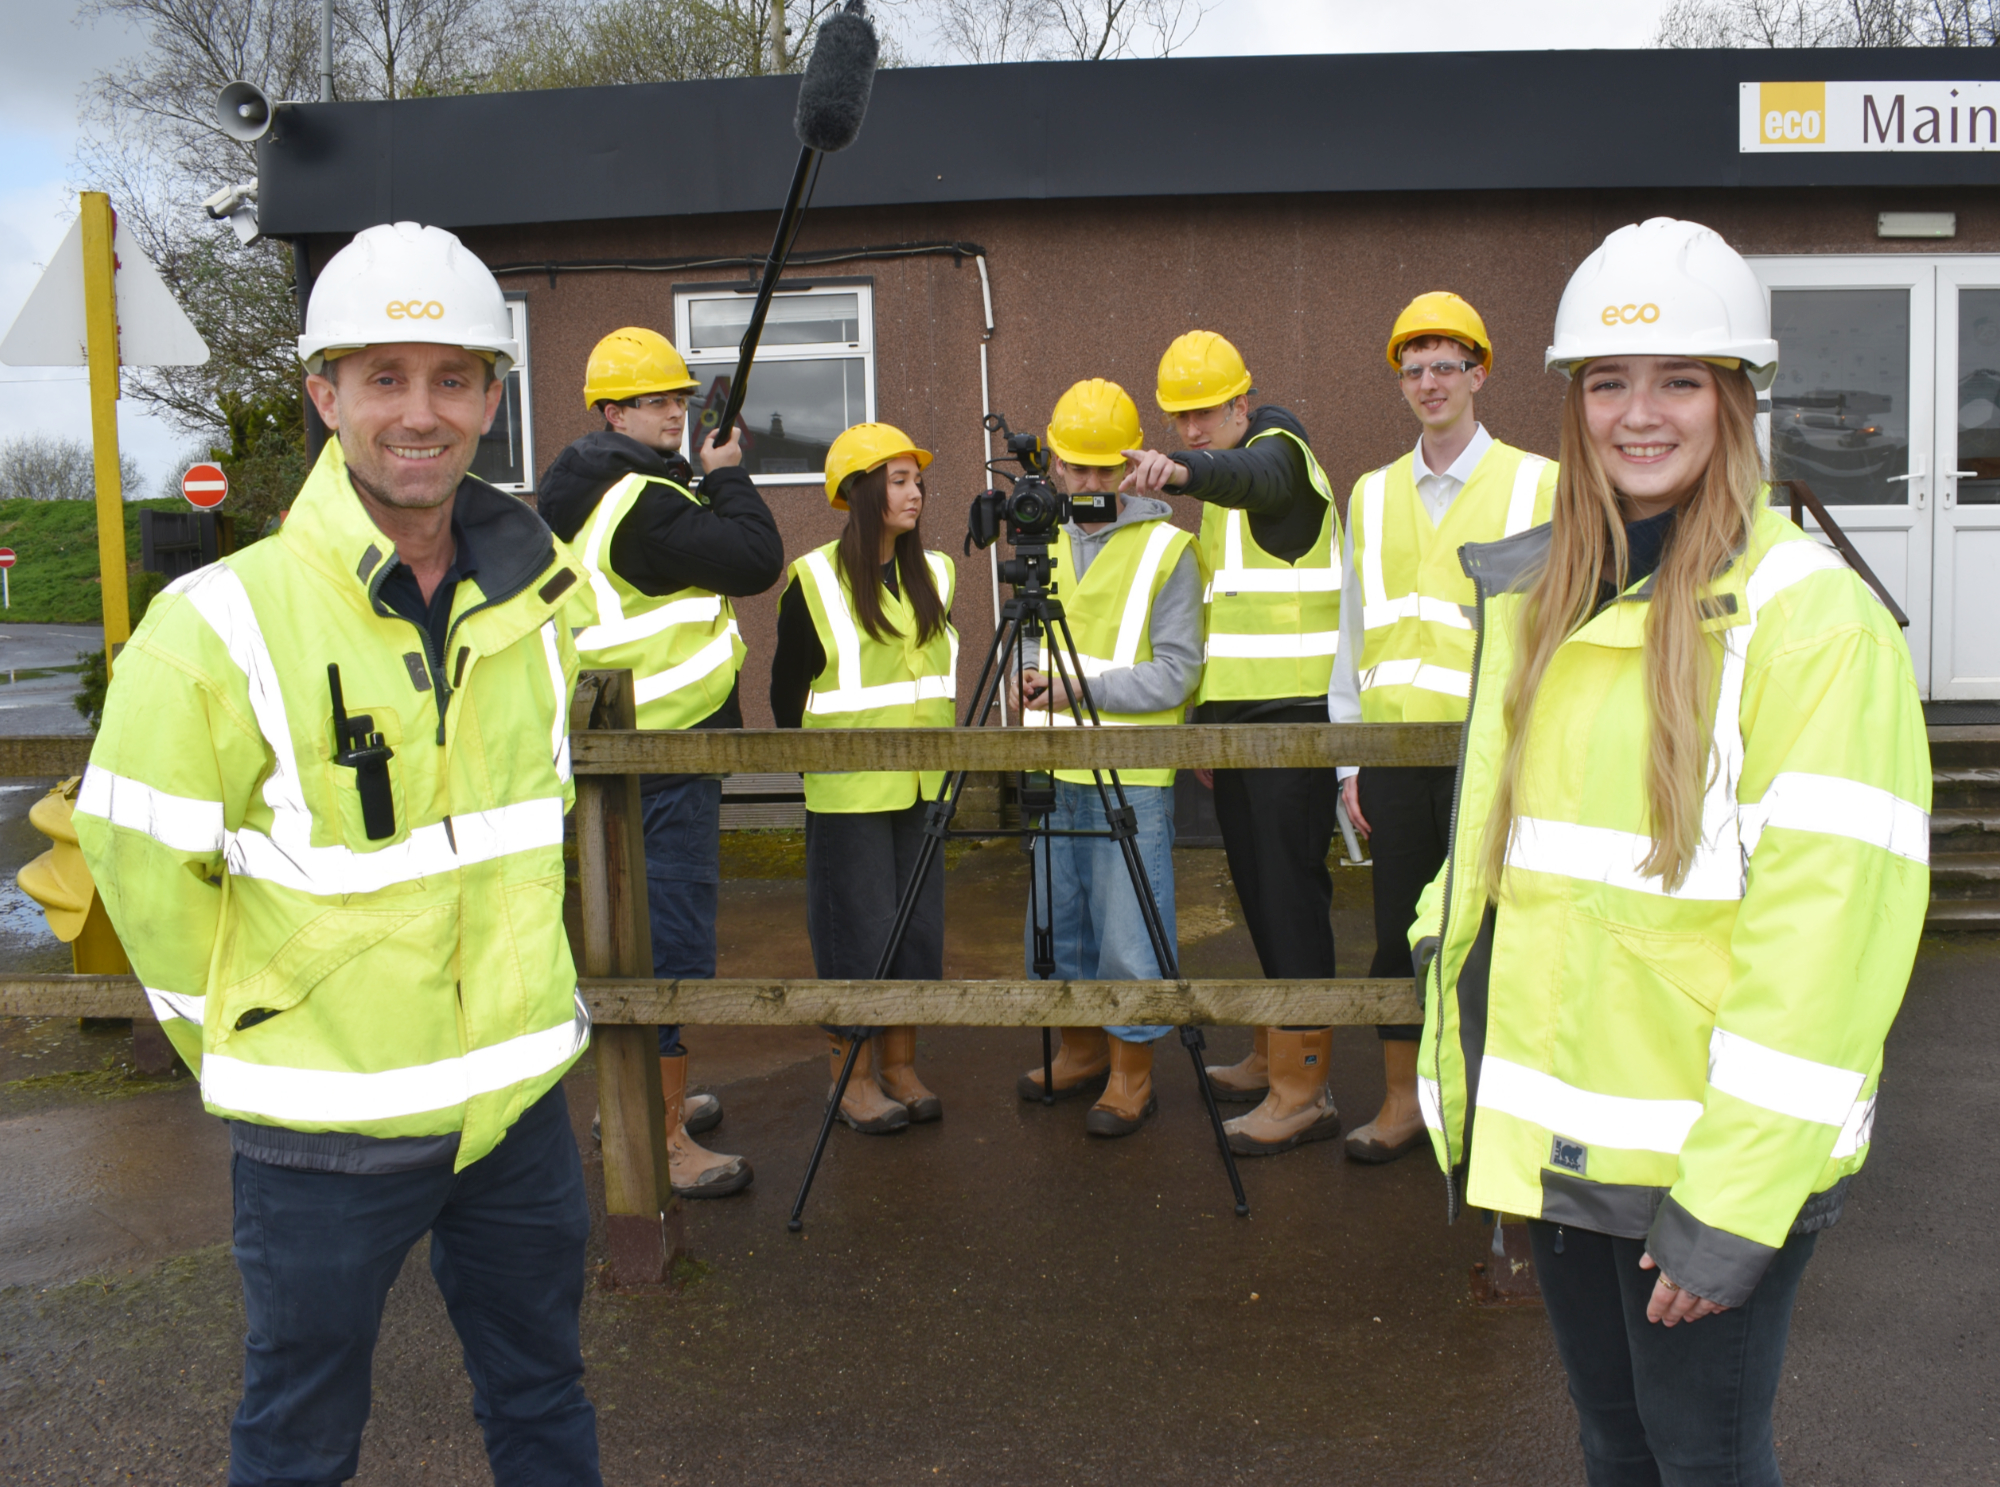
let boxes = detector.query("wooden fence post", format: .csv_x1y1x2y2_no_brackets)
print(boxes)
573,671,681,1287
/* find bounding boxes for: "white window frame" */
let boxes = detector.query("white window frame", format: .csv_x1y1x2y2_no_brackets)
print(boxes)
476,293,536,494
672,280,875,486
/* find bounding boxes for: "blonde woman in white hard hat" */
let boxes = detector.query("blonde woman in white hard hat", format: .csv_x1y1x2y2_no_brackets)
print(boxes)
770,423,957,1133
75,223,604,1482
1410,218,1928,1484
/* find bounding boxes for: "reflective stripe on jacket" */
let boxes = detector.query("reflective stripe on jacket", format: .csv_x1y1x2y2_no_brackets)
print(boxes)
1196,426,1341,702
1409,502,1929,1306
1352,441,1555,722
74,439,594,1170
570,471,745,730
1021,517,1197,787
795,541,958,813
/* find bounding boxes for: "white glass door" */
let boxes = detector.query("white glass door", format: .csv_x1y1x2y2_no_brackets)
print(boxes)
1753,257,1937,693
1934,263,2000,699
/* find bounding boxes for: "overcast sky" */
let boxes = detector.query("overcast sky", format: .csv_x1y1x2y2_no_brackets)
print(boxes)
0,0,1671,498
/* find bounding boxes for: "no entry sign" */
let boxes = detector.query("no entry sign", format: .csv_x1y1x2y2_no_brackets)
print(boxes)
181,462,228,509
0,548,14,610
0,549,16,569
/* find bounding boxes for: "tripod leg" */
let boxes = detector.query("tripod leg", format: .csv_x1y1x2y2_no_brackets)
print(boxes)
789,1033,866,1232
1182,1025,1251,1218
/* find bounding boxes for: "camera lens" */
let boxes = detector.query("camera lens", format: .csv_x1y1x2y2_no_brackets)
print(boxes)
1012,489,1051,527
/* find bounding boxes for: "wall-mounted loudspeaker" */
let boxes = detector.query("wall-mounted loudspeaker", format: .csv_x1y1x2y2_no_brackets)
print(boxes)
216,81,274,143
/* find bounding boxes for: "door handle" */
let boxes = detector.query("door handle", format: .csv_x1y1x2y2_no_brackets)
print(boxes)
1887,456,1928,508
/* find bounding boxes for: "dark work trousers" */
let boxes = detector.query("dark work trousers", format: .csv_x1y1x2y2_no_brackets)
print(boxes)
1211,767,1340,1030
806,802,946,1037
643,774,722,1058
1358,764,1456,1041
228,1085,598,1487
1527,1220,1818,1487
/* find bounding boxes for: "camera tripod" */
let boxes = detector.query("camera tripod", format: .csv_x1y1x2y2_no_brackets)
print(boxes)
786,530,1252,1232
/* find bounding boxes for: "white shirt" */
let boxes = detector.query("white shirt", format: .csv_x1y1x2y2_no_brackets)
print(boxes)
1327,425,1493,778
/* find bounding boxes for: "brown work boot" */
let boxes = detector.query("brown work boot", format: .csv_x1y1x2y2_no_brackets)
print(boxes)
829,1032,910,1135
1084,1035,1157,1138
1224,1028,1341,1156
875,1025,942,1123
1018,1027,1111,1102
1345,1040,1430,1164
1205,1025,1271,1102
661,1051,752,1198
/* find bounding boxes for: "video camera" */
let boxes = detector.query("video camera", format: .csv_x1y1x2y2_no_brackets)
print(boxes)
965,413,1113,555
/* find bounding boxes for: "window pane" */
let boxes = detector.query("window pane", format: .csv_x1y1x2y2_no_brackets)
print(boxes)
470,367,526,489
687,357,867,477
1958,289,2000,504
1770,288,1911,506
688,293,861,351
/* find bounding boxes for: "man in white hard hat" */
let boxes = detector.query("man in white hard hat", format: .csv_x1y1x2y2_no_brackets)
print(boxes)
539,328,784,1200
75,222,604,1485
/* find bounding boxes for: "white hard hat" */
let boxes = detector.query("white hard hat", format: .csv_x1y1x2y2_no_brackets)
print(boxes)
1545,218,1778,392
297,222,520,377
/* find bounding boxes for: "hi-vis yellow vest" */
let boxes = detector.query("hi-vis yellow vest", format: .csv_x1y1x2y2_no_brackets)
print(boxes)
795,541,958,813
1022,517,1197,788
1352,441,1556,722
73,439,593,1170
1196,427,1341,703
570,472,746,731
1409,502,1928,1307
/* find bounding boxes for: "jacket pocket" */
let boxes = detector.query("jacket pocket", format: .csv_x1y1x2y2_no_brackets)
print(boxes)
211,901,438,1042
322,706,407,853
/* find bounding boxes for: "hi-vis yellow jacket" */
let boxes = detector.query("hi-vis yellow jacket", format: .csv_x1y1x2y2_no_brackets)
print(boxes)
1196,427,1342,703
1350,441,1556,722
1020,516,1198,787
793,540,958,813
1411,502,1929,1306
74,440,595,1170
569,472,745,731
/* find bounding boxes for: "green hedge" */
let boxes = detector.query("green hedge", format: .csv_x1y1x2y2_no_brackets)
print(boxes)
0,498,191,625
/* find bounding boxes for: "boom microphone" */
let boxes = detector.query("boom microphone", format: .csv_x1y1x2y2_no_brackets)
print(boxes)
708,1,881,448
794,3,879,153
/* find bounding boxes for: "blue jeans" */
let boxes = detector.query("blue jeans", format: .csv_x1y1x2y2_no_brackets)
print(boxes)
1024,780,1176,1044
643,775,721,1057
1528,1219,1818,1487
228,1085,598,1487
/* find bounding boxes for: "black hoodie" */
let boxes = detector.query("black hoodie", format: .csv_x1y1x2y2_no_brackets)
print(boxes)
537,430,785,734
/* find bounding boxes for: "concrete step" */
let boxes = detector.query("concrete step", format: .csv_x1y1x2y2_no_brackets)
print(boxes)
1929,809,2000,849
1924,900,2000,933
1931,767,2000,808
1930,853,2000,900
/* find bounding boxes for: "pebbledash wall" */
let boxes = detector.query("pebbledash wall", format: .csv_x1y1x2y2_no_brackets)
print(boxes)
260,49,2000,713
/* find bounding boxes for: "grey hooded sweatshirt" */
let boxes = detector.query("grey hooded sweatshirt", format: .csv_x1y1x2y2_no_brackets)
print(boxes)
1022,495,1202,719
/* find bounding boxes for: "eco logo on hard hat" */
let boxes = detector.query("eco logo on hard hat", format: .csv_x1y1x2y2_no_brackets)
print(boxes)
1759,82,1825,145
386,300,447,320
1600,304,1662,326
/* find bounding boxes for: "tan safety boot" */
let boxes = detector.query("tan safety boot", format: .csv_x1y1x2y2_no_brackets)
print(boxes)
1018,1027,1111,1102
1345,1039,1430,1164
875,1025,942,1123
830,1032,910,1135
1224,1028,1340,1156
1084,1035,1157,1138
661,1052,752,1198
1205,1025,1271,1103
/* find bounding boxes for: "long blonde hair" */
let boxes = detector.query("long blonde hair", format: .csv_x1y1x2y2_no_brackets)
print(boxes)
1478,364,1764,896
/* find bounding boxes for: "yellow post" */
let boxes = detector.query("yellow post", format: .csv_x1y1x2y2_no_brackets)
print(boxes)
80,192,130,669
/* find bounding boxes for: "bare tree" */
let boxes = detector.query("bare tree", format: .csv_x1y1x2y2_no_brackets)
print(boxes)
0,435,144,504
919,0,1209,63
1655,0,1999,44
483,0,855,88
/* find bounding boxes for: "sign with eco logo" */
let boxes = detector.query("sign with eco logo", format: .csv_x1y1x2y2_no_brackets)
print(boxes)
1741,81,2000,151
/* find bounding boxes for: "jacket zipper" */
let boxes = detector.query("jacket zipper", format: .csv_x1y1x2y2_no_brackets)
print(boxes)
1430,561,1490,1225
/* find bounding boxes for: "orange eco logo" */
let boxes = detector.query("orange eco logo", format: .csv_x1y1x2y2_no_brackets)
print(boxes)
1760,82,1826,144
1600,304,1661,326
386,300,446,320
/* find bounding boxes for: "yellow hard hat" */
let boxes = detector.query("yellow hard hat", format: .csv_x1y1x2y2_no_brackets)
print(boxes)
1156,330,1253,413
824,422,934,509
583,327,699,409
1047,379,1143,467
1386,292,1493,371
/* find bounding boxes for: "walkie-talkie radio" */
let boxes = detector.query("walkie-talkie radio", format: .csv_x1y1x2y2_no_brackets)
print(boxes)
328,663,396,840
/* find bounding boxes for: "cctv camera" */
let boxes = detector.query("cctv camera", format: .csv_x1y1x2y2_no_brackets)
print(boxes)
203,181,260,245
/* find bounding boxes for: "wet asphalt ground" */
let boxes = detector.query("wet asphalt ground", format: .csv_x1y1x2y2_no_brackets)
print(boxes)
0,625,100,738
0,796,1994,1484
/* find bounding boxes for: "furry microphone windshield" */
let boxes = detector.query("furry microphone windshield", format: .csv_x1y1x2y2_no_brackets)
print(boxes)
793,1,879,154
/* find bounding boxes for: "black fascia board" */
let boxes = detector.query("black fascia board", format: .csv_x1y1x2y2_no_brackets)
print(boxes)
258,47,2000,238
